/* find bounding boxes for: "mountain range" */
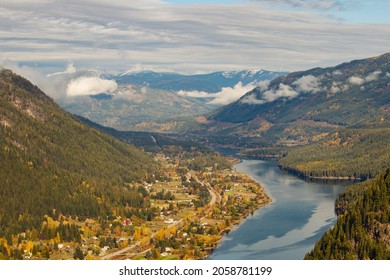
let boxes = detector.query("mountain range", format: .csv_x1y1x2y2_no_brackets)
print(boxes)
113,69,287,92
190,52,390,179
61,69,286,132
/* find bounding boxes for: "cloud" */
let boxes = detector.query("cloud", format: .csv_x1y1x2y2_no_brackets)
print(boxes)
330,81,341,94
1,60,117,100
0,60,70,100
292,75,322,93
177,90,211,99
240,93,266,105
349,70,382,86
178,82,259,106
209,82,259,105
263,83,299,101
241,83,298,105
255,0,355,11
332,70,342,75
1,0,389,74
348,76,365,85
66,76,118,96
365,70,382,82
47,62,76,77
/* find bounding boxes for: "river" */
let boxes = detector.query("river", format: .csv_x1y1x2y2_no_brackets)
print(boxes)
209,159,346,260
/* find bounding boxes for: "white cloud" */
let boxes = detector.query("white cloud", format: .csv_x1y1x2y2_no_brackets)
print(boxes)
241,82,299,105
0,1,389,74
66,76,118,96
177,90,211,99
332,70,342,75
47,62,76,77
240,94,266,105
255,0,352,11
263,83,299,102
178,82,259,106
348,70,382,86
330,81,341,94
365,70,382,82
1,60,69,100
348,76,365,85
208,82,258,105
292,75,322,93
257,80,271,91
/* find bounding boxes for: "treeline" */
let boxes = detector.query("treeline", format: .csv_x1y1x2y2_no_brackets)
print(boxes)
279,128,390,180
305,168,390,259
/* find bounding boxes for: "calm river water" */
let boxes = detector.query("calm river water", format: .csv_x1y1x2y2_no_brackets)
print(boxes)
209,159,346,260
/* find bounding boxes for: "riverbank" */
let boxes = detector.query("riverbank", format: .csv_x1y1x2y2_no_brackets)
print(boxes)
209,160,345,260
99,156,271,260
278,165,362,182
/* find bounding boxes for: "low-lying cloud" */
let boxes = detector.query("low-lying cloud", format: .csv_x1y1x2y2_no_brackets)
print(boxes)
1,61,118,100
241,83,299,105
349,70,382,85
177,82,260,106
66,76,118,97
292,75,322,93
241,75,321,105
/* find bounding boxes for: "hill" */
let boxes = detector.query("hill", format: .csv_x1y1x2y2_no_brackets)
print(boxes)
0,69,159,236
278,128,390,180
189,53,390,179
211,53,390,126
305,168,390,259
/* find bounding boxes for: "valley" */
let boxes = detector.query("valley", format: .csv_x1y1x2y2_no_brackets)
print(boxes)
1,52,389,260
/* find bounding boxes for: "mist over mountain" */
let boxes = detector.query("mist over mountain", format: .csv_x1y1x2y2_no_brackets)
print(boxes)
190,53,390,179
61,69,286,131
211,53,390,126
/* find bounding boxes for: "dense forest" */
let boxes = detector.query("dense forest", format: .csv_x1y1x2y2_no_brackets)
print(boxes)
305,168,390,259
0,69,160,237
278,128,390,180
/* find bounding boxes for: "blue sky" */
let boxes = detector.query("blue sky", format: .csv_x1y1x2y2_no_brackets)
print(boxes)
1,0,389,76
167,0,390,23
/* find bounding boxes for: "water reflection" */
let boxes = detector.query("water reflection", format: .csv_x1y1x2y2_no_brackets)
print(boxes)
209,160,345,260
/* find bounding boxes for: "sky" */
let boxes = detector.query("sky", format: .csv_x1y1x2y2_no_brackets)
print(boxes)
1,0,390,75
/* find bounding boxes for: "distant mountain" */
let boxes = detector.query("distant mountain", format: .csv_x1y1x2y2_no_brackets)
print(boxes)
195,53,389,142
114,69,287,92
0,69,158,234
61,84,214,132
75,115,211,155
62,69,286,132
190,53,390,178
211,53,390,125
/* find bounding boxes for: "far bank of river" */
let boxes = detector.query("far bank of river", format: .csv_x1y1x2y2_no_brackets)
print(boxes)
209,159,346,260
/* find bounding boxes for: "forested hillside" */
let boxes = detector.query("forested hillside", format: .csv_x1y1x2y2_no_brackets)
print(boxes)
211,53,390,125
278,128,390,180
0,69,159,237
305,168,390,259
190,53,390,180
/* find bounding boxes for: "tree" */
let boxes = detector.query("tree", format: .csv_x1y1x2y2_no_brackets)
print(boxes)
73,246,84,260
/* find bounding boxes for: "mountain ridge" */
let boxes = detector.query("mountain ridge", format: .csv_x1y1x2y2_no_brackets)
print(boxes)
0,68,159,234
